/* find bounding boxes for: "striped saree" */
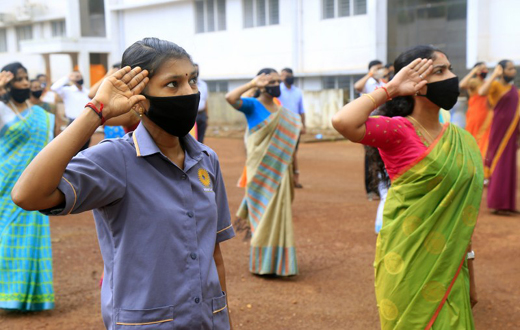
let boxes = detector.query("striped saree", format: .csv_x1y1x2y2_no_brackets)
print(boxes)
375,124,483,329
237,108,301,276
0,105,55,310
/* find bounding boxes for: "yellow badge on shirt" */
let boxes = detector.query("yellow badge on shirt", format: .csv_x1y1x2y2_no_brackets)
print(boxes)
198,168,212,191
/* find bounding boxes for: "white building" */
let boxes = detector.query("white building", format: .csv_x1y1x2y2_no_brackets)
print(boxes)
0,0,519,127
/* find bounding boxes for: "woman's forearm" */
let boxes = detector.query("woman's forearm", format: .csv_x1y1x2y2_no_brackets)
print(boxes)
214,243,233,328
332,86,394,141
478,77,496,96
354,73,371,93
459,70,476,90
225,81,254,107
12,106,103,210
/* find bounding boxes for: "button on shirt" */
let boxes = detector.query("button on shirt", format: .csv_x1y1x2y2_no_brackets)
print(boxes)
45,123,234,329
279,83,305,115
50,76,90,119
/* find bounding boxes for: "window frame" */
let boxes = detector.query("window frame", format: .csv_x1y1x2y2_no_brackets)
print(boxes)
243,0,279,28
195,0,227,34
322,0,367,20
15,24,33,51
0,28,7,53
51,20,67,38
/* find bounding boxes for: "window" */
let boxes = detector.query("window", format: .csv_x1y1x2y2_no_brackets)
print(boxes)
195,0,226,33
79,0,106,37
207,81,228,92
0,29,7,53
322,76,352,89
16,25,32,51
51,20,66,37
243,0,279,28
322,0,366,19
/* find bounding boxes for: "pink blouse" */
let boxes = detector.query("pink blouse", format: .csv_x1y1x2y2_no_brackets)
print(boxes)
359,116,430,180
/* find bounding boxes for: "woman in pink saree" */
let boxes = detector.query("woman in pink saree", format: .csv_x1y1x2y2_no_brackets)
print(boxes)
479,60,519,214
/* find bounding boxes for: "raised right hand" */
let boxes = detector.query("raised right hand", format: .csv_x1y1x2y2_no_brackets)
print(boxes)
92,66,149,120
386,58,433,98
251,73,270,88
492,65,503,78
0,71,14,88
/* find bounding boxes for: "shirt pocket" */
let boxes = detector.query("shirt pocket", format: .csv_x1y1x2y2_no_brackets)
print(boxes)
115,305,174,329
212,292,230,330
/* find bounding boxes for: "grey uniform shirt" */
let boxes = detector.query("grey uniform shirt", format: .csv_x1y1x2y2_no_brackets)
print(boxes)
46,123,234,329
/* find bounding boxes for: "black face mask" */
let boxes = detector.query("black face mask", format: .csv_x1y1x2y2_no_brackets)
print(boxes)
144,92,200,137
10,88,31,103
265,85,281,98
285,77,294,85
504,75,515,83
417,76,460,110
479,72,488,79
31,90,43,98
76,79,84,86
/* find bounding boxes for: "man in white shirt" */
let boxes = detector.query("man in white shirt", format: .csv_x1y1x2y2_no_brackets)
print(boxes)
194,64,209,143
279,68,305,188
354,60,389,201
51,70,91,151
354,60,388,94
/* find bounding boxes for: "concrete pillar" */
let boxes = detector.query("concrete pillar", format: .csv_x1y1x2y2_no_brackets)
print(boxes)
42,53,51,81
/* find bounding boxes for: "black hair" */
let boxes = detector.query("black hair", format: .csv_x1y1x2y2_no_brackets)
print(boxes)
368,60,382,70
282,68,293,74
30,79,40,84
253,68,278,98
112,62,121,69
378,45,444,118
36,73,46,79
498,59,512,69
473,62,484,68
121,37,192,79
1,62,28,100
369,45,445,190
384,63,393,69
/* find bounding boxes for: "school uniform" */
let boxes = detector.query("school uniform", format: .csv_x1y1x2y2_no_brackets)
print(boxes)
43,123,234,329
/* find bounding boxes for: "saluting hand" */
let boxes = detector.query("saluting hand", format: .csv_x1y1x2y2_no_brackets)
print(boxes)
386,58,433,98
0,71,14,89
251,73,271,88
492,65,503,78
92,66,149,120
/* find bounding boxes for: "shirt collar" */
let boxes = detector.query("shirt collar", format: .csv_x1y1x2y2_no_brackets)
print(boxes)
132,122,209,159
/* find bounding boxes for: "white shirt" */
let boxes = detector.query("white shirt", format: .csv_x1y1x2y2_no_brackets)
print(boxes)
51,76,91,119
197,79,208,112
362,77,386,94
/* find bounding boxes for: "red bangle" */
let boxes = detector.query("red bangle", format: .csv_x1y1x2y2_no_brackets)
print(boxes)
377,86,392,101
85,102,105,125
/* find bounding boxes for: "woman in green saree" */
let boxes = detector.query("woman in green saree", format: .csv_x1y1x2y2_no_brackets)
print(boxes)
332,45,482,329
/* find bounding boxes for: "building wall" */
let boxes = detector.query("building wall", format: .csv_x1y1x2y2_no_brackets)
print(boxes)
467,0,520,67
112,0,379,81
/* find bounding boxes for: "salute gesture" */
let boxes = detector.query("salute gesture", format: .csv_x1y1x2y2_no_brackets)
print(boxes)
0,71,14,89
250,73,271,88
92,66,149,120
386,58,433,98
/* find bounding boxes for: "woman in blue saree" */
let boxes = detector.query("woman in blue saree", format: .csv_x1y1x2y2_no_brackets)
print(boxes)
0,62,56,310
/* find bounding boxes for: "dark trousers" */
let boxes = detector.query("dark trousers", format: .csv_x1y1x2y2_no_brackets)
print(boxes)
196,111,208,144
364,147,376,195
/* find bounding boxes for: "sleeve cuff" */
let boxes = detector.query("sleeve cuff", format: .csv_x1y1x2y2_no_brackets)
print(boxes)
39,176,77,216
216,224,235,243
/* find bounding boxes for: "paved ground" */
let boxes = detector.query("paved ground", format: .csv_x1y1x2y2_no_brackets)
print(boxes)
2,135,519,329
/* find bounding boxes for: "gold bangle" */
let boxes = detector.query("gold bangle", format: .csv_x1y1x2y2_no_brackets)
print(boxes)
363,93,378,110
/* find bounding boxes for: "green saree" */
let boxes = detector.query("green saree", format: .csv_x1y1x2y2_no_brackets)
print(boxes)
375,124,484,329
